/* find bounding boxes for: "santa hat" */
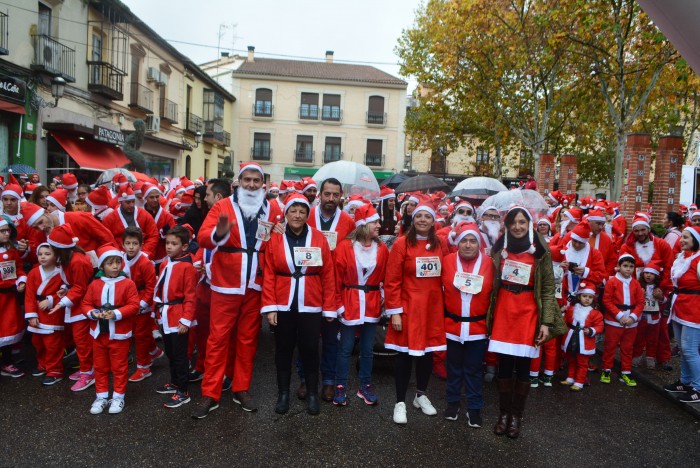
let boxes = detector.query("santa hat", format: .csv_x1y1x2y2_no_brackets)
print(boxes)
631,214,650,229
8,173,21,186
300,177,317,193
537,217,552,228
690,203,698,211
642,260,662,276
570,221,591,243
267,183,279,193
403,192,420,205
283,193,310,215
47,224,78,249
279,180,295,195
690,210,700,220
21,202,45,226
142,183,162,199
181,223,195,241
194,176,205,186
679,204,688,215
586,209,606,222
412,197,436,219
179,192,194,208
61,173,78,190
112,173,129,188
169,198,184,218
578,196,594,210
684,225,700,245
1,184,22,200
344,194,365,211
87,185,113,210
46,189,69,212
354,203,379,228
378,185,395,201
618,253,636,266
577,282,596,296
96,245,123,269
133,181,145,196
450,221,482,246
503,206,536,257
563,208,582,224
23,183,38,196
239,162,264,178
454,199,474,213
117,186,136,202
0,217,8,229
548,190,563,204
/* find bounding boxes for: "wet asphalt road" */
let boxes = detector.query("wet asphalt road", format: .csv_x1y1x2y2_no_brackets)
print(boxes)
1,327,698,467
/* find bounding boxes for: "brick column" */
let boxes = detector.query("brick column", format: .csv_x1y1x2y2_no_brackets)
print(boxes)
651,135,684,225
537,153,556,196
558,154,577,195
620,133,652,221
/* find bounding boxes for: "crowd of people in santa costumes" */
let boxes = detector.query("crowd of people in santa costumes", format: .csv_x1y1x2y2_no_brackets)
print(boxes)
2,164,700,433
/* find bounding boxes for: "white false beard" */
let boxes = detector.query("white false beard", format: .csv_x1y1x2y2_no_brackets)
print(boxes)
573,304,592,326
635,241,655,265
237,186,265,220
560,220,570,236
452,214,474,226
481,220,501,244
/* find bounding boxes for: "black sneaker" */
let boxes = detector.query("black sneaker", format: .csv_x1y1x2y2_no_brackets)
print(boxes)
164,391,191,408
678,389,700,404
466,409,483,428
41,376,63,386
191,397,219,419
32,367,47,377
155,383,179,394
232,391,258,412
221,377,232,392
189,370,204,382
444,403,459,421
664,380,691,393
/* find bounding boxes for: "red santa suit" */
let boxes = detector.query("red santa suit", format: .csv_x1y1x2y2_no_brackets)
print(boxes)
561,301,604,387
57,211,119,257
632,272,666,363
83,274,139,398
0,245,26,348
102,206,160,259
669,247,700,329
153,254,197,334
308,206,356,252
557,240,606,302
619,233,674,287
144,204,176,265
25,263,64,377
334,238,389,325
123,250,158,370
589,231,617,277
602,271,645,373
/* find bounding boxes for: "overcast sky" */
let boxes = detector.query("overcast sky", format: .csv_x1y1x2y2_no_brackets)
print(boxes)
122,0,424,90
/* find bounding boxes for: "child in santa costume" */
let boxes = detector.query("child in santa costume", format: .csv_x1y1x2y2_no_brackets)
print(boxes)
84,246,140,415
0,217,27,378
25,244,65,384
560,284,603,391
153,225,197,409
631,261,666,370
601,254,645,387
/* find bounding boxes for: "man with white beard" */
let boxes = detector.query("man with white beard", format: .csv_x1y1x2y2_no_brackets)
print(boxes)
192,162,283,419
478,205,502,253
619,215,674,283
439,199,477,245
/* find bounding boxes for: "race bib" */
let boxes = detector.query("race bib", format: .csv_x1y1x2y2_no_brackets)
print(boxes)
322,231,338,251
256,219,274,241
644,297,659,312
416,257,441,278
502,259,532,285
453,272,484,295
554,282,563,299
294,247,323,267
0,261,16,281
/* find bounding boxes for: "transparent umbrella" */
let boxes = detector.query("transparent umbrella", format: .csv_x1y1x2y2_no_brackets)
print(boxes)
477,189,549,222
313,161,380,200
95,168,136,186
451,176,508,196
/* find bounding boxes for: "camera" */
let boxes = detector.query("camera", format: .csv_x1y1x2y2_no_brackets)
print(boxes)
568,262,579,270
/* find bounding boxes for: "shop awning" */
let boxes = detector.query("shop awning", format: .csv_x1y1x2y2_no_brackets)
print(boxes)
51,132,130,171
0,100,25,114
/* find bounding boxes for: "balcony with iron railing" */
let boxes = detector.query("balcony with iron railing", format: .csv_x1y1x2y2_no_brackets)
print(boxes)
366,111,387,127
365,153,384,167
31,34,76,82
323,150,343,164
294,149,315,165
128,82,154,113
0,12,8,55
251,147,272,161
322,107,342,123
160,98,178,124
87,61,125,100
204,120,225,144
299,106,319,121
252,102,274,120
223,131,231,147
185,112,203,134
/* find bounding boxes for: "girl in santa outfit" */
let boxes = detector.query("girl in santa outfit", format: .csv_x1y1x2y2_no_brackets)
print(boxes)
377,186,400,236
84,246,140,414
601,254,645,387
559,284,603,391
486,207,566,439
397,193,419,236
25,243,65,384
332,203,389,407
0,217,27,377
664,226,700,403
441,222,494,428
631,261,666,370
384,199,448,425
46,223,96,392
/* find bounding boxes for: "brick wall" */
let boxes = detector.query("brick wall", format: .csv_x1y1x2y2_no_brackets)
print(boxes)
559,154,577,195
537,153,556,196
651,135,684,225
620,133,652,222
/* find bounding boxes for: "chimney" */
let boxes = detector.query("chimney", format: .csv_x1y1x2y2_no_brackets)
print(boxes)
325,50,334,63
247,46,255,63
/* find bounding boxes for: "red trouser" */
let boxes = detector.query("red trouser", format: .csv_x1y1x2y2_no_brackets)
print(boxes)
72,320,94,373
655,315,671,362
602,325,638,373
93,334,130,396
134,313,158,369
566,352,590,385
530,336,561,375
633,315,659,358
33,332,65,378
201,290,262,400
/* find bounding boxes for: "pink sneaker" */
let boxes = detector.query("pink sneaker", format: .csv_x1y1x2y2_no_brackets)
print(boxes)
69,370,81,381
71,373,95,392
150,347,165,362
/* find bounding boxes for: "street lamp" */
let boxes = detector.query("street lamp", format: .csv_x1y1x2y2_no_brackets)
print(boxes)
49,76,65,107
194,131,202,148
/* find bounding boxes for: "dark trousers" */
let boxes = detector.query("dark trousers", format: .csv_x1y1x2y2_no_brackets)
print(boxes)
446,339,488,409
394,351,433,403
497,353,532,382
275,311,322,394
0,345,13,365
163,331,190,392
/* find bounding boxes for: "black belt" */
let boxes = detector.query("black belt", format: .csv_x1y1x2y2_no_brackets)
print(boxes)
643,310,660,315
672,288,700,296
501,283,535,294
567,324,583,331
345,284,381,292
154,299,184,308
217,246,259,254
277,271,320,280
615,304,634,311
100,304,121,311
444,310,486,323
0,286,17,293
36,294,47,300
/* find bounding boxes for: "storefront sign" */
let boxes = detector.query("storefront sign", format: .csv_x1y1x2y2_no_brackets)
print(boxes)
94,125,125,145
0,75,26,105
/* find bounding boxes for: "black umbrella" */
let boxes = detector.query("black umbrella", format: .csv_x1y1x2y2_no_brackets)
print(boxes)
394,175,449,193
382,173,409,189
1,164,37,174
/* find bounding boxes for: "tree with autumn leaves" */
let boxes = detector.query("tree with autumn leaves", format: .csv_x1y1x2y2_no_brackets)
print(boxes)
398,0,691,198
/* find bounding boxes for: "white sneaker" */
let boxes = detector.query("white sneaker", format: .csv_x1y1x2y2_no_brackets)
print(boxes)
393,402,407,424
90,398,109,415
152,329,162,340
108,398,125,414
413,394,437,416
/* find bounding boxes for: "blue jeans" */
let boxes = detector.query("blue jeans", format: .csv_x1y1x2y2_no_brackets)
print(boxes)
672,320,700,391
335,322,377,387
320,319,340,385
445,339,488,410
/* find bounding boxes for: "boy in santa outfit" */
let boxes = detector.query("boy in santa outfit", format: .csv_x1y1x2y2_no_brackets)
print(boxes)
83,246,140,414
601,254,645,387
560,283,603,391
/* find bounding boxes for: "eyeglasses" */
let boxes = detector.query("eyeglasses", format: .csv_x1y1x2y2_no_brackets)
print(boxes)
482,214,500,221
0,229,10,234
457,209,473,216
